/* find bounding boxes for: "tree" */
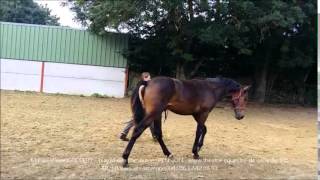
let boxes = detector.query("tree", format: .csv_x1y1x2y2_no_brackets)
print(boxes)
0,0,59,25
68,0,316,103
67,0,213,79
199,0,316,102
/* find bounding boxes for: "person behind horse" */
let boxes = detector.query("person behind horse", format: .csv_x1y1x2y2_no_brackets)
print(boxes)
119,72,156,141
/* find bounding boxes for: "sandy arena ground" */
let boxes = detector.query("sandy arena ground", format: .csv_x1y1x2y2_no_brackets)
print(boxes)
1,90,317,179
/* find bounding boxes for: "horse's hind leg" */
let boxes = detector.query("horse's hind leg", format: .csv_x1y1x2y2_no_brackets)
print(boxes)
122,118,152,167
153,116,172,158
122,111,160,167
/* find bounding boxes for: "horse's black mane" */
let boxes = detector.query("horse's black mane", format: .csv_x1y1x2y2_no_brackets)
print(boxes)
206,77,241,92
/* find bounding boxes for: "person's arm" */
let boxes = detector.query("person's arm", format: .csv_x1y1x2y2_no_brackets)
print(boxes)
138,85,145,107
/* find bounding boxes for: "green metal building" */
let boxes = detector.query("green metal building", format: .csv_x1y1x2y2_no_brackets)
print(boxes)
0,22,128,67
0,22,129,97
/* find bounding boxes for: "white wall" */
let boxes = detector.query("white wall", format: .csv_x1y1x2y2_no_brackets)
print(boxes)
1,59,42,91
44,62,125,97
1,59,126,97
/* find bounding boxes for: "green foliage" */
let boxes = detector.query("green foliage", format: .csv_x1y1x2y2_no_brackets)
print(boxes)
68,0,316,104
0,0,59,25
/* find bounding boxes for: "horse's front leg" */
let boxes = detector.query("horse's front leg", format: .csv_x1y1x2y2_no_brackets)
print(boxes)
192,112,209,159
122,120,150,167
197,125,207,151
192,124,203,159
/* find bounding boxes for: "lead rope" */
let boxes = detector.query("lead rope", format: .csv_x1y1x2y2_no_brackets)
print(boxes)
164,109,168,122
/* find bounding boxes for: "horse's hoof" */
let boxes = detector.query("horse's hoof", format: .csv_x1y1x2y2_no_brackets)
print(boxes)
122,160,129,168
167,154,174,160
193,154,200,159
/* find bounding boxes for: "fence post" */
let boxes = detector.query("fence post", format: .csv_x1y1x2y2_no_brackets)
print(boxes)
40,62,45,92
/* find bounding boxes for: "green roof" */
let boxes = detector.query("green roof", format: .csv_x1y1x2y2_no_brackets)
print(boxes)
0,22,128,68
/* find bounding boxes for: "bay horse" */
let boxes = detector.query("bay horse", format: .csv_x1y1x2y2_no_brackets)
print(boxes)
122,76,250,167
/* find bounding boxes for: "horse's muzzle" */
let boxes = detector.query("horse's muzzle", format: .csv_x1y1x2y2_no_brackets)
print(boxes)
234,109,244,120
236,115,244,120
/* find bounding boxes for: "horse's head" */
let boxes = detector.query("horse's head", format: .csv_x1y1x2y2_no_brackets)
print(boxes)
230,86,250,120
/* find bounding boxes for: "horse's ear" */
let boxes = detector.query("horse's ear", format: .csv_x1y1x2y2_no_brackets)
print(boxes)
243,85,251,92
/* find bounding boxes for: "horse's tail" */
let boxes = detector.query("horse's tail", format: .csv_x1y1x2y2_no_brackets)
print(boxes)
131,86,146,125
